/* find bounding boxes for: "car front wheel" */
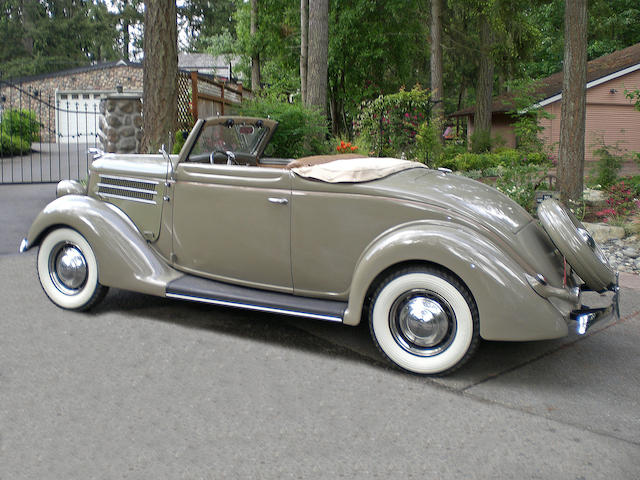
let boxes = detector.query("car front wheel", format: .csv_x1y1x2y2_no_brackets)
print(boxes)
369,267,479,375
37,228,108,310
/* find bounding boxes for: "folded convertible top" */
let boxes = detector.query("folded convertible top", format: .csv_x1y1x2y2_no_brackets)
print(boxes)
291,157,426,183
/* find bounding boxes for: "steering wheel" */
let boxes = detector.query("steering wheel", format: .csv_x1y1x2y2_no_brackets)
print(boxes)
210,150,238,165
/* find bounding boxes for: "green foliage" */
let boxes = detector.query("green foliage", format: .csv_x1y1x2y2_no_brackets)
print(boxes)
432,149,548,173
0,131,31,156
625,88,640,111
172,130,188,154
354,87,433,158
505,79,553,152
495,164,550,213
414,120,443,166
239,96,329,158
623,175,640,196
590,138,627,188
0,0,125,79
525,0,640,79
0,109,40,143
470,130,492,153
595,181,639,223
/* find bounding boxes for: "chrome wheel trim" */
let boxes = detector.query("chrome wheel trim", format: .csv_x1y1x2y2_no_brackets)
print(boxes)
48,242,88,295
389,289,456,357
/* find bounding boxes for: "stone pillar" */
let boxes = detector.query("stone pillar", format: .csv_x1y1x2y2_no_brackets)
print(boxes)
98,93,143,153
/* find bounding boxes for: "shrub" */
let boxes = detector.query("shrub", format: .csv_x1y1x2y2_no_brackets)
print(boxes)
0,109,40,143
470,129,492,153
495,164,548,213
0,131,31,156
172,130,188,154
239,96,328,158
596,181,638,223
590,138,626,188
354,86,433,158
414,119,442,165
431,149,548,173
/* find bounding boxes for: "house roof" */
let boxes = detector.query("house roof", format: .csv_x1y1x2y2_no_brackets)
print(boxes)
4,60,142,84
450,42,640,117
178,53,241,73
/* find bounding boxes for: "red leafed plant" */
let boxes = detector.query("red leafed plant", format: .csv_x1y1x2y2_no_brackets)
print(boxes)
595,182,638,223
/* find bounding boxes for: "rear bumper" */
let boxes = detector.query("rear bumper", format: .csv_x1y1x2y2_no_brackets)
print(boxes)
570,272,620,335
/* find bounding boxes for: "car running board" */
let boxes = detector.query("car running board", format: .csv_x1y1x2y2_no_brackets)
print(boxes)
166,275,347,322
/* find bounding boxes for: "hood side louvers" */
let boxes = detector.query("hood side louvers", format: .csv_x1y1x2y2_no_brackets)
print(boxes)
97,175,159,205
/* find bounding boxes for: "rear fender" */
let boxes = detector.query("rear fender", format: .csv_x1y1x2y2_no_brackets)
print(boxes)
25,195,181,296
344,221,568,341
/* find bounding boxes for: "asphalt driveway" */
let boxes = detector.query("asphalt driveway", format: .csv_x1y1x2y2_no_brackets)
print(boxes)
1,183,639,479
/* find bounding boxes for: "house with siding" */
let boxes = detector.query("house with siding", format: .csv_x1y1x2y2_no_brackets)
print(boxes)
451,42,640,166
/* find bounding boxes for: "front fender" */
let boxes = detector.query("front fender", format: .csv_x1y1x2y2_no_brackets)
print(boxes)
344,221,568,341
25,195,181,297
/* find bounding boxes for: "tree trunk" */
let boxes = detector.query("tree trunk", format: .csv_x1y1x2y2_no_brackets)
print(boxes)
305,0,329,114
474,14,494,148
558,0,588,203
122,20,130,61
21,0,35,55
141,0,177,154
250,0,261,91
300,0,308,103
430,0,444,140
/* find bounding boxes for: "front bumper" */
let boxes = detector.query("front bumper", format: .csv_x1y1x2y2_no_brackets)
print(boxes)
570,272,620,335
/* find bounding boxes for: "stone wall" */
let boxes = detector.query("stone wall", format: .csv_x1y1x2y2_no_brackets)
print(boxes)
0,63,143,142
98,93,143,154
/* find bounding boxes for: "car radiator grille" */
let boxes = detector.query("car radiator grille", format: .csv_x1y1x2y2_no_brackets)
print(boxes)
97,175,159,204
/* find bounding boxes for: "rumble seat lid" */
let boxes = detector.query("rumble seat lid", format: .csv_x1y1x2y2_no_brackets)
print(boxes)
291,157,426,183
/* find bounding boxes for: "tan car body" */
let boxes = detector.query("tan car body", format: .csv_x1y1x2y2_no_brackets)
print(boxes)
23,116,619,375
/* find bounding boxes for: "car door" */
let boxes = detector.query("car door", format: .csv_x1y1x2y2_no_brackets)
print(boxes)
171,163,293,292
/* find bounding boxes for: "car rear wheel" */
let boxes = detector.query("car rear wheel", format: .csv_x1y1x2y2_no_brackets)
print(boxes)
37,228,108,310
369,267,479,375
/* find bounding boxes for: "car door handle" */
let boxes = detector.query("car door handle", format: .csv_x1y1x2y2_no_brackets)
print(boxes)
268,197,289,205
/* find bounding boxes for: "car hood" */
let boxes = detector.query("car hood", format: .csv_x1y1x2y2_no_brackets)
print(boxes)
366,168,533,234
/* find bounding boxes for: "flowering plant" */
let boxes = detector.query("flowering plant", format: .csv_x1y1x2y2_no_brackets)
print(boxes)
336,140,358,154
595,182,638,223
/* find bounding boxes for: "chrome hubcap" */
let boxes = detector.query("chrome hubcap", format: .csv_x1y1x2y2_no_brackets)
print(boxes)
49,243,88,294
389,290,456,357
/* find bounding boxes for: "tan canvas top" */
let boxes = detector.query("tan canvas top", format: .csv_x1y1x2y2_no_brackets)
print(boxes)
291,157,427,183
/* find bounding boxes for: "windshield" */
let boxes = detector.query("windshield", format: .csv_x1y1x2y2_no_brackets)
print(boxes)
189,119,269,157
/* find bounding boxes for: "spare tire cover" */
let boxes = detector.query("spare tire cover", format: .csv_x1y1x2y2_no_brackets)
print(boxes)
538,199,615,292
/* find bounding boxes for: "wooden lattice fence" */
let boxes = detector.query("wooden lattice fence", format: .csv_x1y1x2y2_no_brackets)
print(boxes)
176,71,251,131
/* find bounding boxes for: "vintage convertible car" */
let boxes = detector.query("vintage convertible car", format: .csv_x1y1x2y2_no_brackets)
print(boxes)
20,116,619,375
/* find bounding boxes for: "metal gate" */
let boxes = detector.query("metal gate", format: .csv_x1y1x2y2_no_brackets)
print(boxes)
0,79,101,184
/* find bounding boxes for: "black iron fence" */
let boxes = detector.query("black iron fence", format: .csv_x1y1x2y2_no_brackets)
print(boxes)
0,79,100,184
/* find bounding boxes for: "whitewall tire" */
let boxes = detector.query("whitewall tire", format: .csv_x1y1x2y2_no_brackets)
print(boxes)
37,228,108,310
369,267,479,375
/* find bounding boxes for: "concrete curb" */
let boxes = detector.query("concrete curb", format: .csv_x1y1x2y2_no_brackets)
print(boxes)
619,271,640,290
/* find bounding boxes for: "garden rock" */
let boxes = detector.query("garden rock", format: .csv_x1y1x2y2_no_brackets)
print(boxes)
583,188,605,205
583,222,625,243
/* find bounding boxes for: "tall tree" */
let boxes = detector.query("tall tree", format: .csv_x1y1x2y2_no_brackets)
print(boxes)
250,0,261,90
557,0,588,202
474,12,495,144
430,0,444,138
300,0,308,104
141,0,177,153
305,0,329,113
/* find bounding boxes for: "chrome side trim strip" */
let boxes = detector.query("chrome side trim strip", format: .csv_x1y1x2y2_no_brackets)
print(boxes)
166,292,344,322
99,174,159,185
97,183,158,195
97,192,157,205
